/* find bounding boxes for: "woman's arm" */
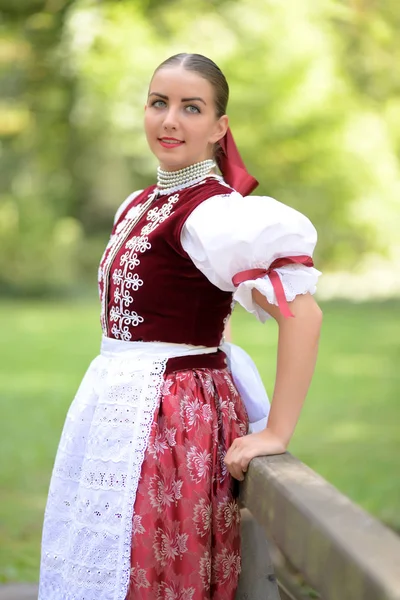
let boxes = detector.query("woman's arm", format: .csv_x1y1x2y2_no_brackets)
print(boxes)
224,291,322,481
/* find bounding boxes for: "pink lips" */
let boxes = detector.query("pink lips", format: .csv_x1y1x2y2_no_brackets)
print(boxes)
158,137,184,149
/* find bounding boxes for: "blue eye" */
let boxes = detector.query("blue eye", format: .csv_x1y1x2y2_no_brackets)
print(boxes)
151,100,166,108
185,105,200,114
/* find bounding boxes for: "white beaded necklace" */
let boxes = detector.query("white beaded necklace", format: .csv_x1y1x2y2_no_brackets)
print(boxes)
156,159,216,194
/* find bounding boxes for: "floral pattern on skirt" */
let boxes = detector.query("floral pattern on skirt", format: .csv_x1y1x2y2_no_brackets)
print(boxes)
127,367,249,600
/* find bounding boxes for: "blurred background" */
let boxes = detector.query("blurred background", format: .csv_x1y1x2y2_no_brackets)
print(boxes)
0,0,399,584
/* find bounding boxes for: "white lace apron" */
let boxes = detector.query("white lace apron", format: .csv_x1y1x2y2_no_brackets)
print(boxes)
39,337,270,600
39,337,219,600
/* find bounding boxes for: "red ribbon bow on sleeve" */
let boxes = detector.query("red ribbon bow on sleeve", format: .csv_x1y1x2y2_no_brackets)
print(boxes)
232,255,314,317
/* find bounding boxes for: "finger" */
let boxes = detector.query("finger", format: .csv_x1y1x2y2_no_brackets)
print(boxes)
224,444,238,461
224,438,244,462
227,464,245,481
224,446,237,465
240,453,252,473
224,441,248,480
225,453,246,481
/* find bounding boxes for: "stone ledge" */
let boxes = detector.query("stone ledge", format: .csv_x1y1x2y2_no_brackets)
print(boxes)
0,584,38,600
240,453,400,600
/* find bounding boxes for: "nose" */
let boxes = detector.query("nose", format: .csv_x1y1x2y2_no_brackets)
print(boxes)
162,107,179,131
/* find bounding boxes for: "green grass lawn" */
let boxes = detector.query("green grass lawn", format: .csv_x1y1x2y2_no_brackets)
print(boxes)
0,298,399,582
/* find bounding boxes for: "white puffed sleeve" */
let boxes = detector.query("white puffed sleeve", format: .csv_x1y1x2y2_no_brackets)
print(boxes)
181,192,321,322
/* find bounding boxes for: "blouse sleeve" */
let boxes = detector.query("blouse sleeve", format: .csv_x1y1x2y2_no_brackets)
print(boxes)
113,190,143,225
181,191,321,322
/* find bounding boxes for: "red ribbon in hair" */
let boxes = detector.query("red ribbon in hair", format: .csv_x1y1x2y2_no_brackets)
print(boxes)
217,128,259,196
232,255,314,318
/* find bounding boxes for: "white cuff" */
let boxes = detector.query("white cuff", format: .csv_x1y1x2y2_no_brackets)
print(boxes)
233,266,321,322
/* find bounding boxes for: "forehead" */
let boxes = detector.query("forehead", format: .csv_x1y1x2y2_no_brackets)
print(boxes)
149,66,214,100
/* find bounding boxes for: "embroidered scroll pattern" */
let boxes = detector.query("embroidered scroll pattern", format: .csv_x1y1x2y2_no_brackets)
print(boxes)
99,194,180,339
98,203,146,334
109,193,179,340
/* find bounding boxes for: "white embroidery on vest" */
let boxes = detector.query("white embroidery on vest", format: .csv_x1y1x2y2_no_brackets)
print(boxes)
106,193,179,340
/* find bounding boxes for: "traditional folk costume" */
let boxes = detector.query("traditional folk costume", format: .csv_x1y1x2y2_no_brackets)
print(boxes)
39,145,320,600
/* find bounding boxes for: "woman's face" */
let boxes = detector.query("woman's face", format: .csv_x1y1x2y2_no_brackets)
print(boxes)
144,66,228,171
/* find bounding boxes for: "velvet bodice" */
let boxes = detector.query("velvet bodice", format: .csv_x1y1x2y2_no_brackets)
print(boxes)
98,178,234,346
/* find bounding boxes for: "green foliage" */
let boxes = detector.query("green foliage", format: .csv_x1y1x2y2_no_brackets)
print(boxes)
1,0,399,294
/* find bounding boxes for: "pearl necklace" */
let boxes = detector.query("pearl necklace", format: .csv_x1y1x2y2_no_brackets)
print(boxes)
157,159,216,193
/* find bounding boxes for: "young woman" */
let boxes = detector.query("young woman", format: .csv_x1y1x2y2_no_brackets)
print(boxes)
39,53,322,600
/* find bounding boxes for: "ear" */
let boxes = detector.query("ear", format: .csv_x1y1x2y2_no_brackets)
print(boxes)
210,115,229,144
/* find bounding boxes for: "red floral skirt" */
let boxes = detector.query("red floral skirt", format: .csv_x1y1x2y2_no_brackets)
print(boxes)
126,367,249,600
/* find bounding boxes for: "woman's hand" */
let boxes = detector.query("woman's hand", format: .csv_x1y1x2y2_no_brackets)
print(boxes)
224,429,286,481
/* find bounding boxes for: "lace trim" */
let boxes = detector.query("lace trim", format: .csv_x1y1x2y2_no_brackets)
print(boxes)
39,353,167,600
233,265,320,322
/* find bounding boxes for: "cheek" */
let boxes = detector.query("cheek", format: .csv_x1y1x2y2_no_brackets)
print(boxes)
144,113,156,139
196,117,218,140
190,120,213,141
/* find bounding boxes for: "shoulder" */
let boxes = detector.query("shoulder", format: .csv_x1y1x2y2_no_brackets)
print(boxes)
187,192,316,240
194,175,234,199
246,195,317,235
170,177,234,231
113,187,157,225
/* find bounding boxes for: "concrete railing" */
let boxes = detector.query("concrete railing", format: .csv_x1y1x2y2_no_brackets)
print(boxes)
237,453,400,600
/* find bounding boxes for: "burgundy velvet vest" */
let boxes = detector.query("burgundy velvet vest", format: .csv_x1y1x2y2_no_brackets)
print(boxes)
98,177,234,347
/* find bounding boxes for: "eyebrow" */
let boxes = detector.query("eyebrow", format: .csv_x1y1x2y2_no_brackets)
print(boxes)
148,92,206,105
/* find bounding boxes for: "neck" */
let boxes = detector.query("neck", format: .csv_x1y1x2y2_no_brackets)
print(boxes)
156,159,216,192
